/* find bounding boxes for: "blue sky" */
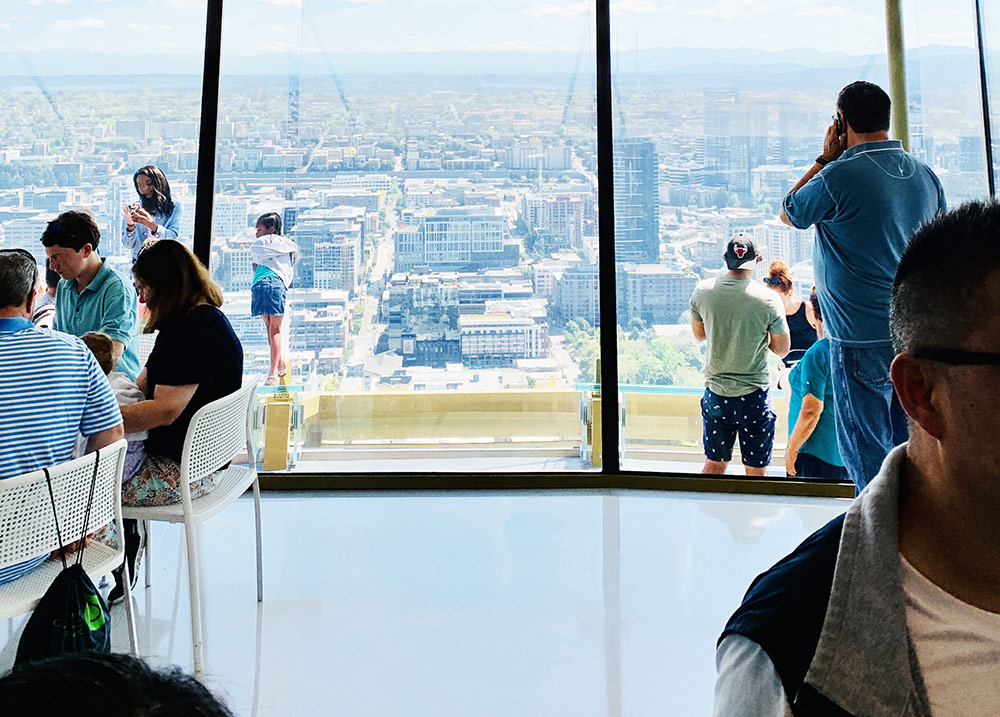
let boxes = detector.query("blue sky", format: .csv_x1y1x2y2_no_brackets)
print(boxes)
0,0,978,59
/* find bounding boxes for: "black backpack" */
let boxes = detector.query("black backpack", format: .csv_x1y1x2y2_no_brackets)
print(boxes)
15,449,112,666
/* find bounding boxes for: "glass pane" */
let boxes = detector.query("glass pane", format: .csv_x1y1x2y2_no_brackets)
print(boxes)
610,1,890,474
904,0,990,204
215,1,599,472
0,2,206,274
976,0,1000,192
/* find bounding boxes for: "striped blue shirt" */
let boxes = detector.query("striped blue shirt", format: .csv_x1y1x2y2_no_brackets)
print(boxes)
0,317,123,583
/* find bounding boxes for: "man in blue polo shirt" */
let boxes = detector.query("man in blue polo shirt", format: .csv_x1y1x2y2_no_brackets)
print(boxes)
0,248,123,583
42,210,141,380
780,81,946,493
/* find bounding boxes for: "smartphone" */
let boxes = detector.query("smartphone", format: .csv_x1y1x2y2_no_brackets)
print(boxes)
834,113,843,136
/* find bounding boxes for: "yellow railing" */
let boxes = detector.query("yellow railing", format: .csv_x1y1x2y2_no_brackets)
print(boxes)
257,387,791,471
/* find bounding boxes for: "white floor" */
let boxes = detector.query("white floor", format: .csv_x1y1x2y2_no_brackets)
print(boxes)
0,490,849,716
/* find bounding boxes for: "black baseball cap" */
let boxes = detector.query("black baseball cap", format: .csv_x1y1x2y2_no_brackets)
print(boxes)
725,232,759,271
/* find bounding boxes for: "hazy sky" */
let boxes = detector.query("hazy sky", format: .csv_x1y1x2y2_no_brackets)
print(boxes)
0,0,978,58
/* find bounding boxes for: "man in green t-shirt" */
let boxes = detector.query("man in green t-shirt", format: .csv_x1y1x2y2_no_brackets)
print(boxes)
690,233,789,476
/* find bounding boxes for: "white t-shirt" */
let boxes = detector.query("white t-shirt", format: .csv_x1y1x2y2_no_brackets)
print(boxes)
902,555,1000,716
714,555,1000,716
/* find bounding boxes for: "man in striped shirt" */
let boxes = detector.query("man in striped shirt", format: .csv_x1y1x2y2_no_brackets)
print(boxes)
0,249,123,583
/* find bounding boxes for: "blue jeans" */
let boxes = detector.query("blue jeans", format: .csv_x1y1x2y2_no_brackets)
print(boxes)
828,339,907,494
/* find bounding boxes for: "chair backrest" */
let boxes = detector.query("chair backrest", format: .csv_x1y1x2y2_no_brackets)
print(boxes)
138,331,157,367
0,440,128,571
179,380,258,483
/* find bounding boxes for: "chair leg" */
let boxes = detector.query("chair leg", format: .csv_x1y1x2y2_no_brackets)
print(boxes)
253,477,263,602
124,582,139,656
117,537,140,656
144,520,152,589
184,521,205,675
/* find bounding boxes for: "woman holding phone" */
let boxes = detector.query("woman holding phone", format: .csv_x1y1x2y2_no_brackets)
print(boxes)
122,165,181,263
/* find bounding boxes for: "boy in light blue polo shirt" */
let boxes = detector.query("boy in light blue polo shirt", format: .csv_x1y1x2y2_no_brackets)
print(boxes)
42,211,141,380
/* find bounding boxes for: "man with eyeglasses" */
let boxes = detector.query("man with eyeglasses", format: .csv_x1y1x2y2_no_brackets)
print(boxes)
41,210,141,379
714,201,1000,716
779,81,946,494
0,248,123,583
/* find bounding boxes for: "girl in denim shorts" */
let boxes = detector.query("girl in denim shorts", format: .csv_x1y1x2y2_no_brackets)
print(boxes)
250,212,298,384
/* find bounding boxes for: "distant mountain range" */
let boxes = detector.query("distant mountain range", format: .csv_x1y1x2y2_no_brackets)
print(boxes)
0,45,984,93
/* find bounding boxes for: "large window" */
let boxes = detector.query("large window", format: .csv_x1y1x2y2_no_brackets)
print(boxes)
212,1,599,472
609,0,991,475
5,1,994,480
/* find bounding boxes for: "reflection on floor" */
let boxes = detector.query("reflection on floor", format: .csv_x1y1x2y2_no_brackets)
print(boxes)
0,490,848,716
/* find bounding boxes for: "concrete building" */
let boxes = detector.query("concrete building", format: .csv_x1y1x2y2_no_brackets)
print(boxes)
556,264,601,327
460,312,548,367
619,264,697,324
393,206,516,273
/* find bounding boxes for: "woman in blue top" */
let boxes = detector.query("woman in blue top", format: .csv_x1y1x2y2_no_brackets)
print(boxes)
122,165,181,263
785,287,847,481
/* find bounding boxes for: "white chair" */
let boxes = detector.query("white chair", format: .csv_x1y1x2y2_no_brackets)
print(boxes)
0,439,138,653
124,380,262,675
137,331,157,368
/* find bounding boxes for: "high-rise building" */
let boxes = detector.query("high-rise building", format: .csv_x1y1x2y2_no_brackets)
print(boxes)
613,138,659,263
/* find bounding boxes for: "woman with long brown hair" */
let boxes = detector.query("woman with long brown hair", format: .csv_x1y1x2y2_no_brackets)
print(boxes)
112,240,243,602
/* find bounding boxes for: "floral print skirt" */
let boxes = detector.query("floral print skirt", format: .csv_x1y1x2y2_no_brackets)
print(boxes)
122,453,219,507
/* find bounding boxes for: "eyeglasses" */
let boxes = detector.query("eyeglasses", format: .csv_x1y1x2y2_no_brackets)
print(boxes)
912,348,1000,368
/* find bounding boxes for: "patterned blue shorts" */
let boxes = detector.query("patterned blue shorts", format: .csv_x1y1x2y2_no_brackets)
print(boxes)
701,388,776,468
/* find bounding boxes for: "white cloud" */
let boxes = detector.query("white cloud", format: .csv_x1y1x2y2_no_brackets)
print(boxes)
128,22,152,32
50,17,106,29
347,0,387,4
253,41,292,53
469,40,533,51
689,1,775,20
255,0,301,5
270,24,289,33
792,5,847,17
524,1,591,19
925,31,975,45
615,0,668,14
